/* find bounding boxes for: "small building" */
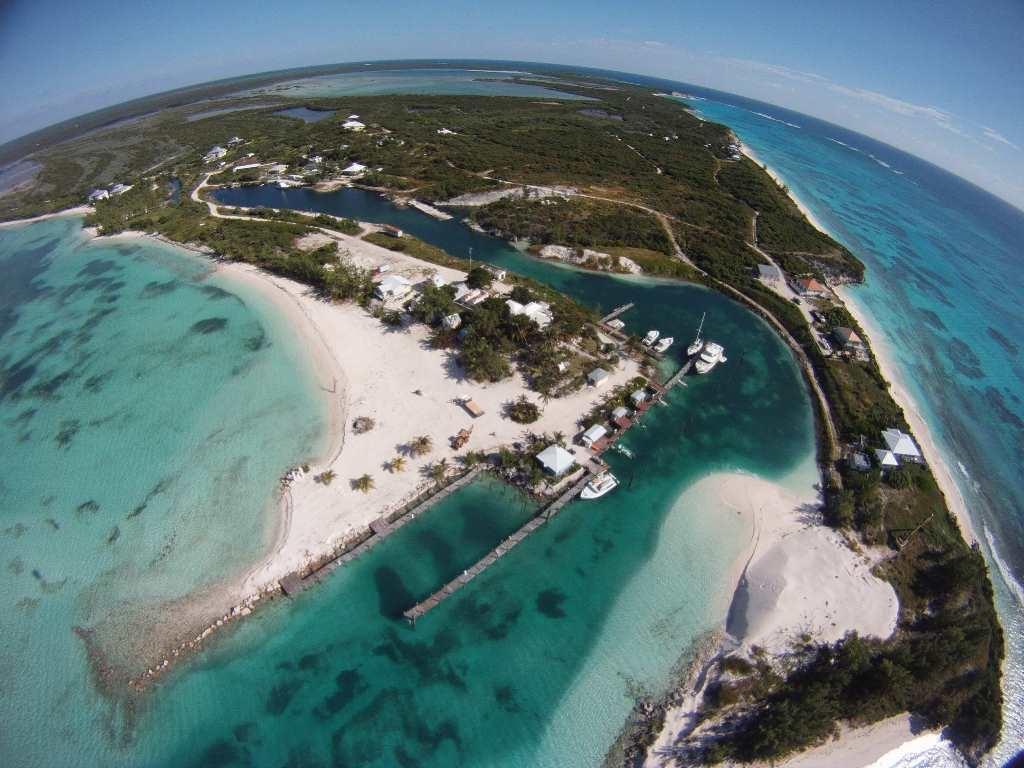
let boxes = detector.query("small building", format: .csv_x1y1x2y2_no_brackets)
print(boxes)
110,183,133,196
429,274,447,289
611,406,630,420
461,398,484,418
268,163,288,175
309,155,324,164
536,444,576,477
580,424,608,448
234,163,261,172
381,224,404,238
342,162,368,175
342,119,366,132
227,136,245,145
483,265,506,280
443,313,461,330
881,428,922,462
436,128,457,135
630,388,649,407
847,451,871,473
347,114,360,120
204,145,228,163
587,368,610,387
87,188,109,202
375,275,413,300
795,277,829,298
832,326,867,354
506,299,552,329
557,360,570,373
874,449,899,469
757,263,783,283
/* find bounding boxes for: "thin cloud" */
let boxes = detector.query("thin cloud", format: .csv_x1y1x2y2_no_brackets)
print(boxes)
983,126,1020,151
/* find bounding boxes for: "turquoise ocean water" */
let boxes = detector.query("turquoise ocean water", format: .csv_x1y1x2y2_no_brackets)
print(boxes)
0,200,815,764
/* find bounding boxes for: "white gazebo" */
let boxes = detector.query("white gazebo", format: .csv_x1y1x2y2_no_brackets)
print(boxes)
536,445,576,477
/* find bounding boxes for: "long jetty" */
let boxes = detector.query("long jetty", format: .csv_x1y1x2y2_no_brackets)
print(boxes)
600,303,634,325
279,465,486,597
402,469,595,624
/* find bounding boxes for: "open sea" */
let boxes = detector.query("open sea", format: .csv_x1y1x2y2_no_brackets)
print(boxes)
2,62,1021,766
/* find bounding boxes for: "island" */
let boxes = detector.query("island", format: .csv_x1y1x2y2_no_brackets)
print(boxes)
0,69,1003,766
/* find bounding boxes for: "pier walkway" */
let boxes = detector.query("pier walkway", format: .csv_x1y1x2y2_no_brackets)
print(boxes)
402,469,594,623
600,303,634,325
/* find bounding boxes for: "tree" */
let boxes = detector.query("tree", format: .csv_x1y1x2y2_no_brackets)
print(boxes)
460,335,512,382
427,459,449,485
408,435,433,457
505,396,540,424
412,284,456,325
388,456,406,473
466,266,493,289
510,285,533,304
315,469,336,485
351,474,375,493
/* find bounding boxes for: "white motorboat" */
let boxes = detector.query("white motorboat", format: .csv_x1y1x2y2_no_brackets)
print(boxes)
580,472,619,499
694,341,727,374
687,312,705,357
653,336,674,353
642,329,660,346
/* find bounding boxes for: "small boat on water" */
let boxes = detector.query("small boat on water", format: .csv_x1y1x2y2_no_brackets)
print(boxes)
695,341,727,374
654,336,674,353
613,443,634,459
581,472,619,499
642,329,660,346
687,313,705,357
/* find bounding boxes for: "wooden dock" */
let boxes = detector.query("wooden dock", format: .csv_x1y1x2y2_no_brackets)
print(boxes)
600,303,634,325
402,469,594,624
664,357,694,389
279,466,486,596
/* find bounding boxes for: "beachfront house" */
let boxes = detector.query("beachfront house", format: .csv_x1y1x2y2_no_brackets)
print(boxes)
631,388,649,407
375,275,413,301
587,368,610,387
484,265,507,281
110,183,133,196
881,428,922,463
832,326,868,355
506,299,553,329
874,449,900,469
342,119,366,132
612,406,630,421
342,162,367,175
536,444,576,477
580,424,608,449
87,188,109,202
204,145,228,163
757,263,783,284
795,277,829,298
443,313,461,330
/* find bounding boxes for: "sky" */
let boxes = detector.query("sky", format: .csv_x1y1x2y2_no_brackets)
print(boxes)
1,0,1022,208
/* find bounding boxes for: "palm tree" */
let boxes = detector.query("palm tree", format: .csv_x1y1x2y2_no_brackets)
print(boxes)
427,459,449,485
315,469,337,485
351,474,375,493
408,435,433,457
388,456,406,473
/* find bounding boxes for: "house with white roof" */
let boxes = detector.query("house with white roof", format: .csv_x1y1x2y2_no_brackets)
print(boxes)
375,275,413,301
536,444,576,477
580,424,608,448
342,162,367,175
874,449,900,469
204,146,228,163
881,428,922,462
630,388,649,407
342,120,366,132
110,183,133,196
87,188,109,202
757,263,783,283
506,299,552,329
587,368,609,387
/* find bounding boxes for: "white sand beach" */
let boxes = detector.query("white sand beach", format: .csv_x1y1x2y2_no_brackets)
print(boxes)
208,231,641,596
643,467,899,767
0,204,93,228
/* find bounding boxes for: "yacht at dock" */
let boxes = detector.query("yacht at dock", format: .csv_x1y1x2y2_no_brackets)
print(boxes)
642,329,660,346
694,341,727,374
580,472,619,499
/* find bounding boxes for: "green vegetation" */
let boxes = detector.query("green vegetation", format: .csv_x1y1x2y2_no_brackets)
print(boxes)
351,473,374,493
505,396,541,424
0,74,999,764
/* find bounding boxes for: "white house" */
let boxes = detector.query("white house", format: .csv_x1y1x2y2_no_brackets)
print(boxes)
757,263,783,283
342,120,366,132
375,275,413,301
536,444,576,477
506,299,552,329
87,189,109,202
436,128,457,135
429,274,447,288
581,424,608,448
234,163,261,172
587,368,610,387
227,136,244,145
630,388,649,407
611,406,630,420
484,265,507,280
342,162,367,175
443,313,461,330
881,428,922,461
874,449,900,469
204,146,228,163
110,183,133,196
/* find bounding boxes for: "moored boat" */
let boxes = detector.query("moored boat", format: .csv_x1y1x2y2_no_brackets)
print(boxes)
694,341,727,374
642,329,660,346
654,336,674,353
580,472,619,499
687,312,706,356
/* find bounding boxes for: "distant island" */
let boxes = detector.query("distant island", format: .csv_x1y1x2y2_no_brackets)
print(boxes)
0,69,1003,766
